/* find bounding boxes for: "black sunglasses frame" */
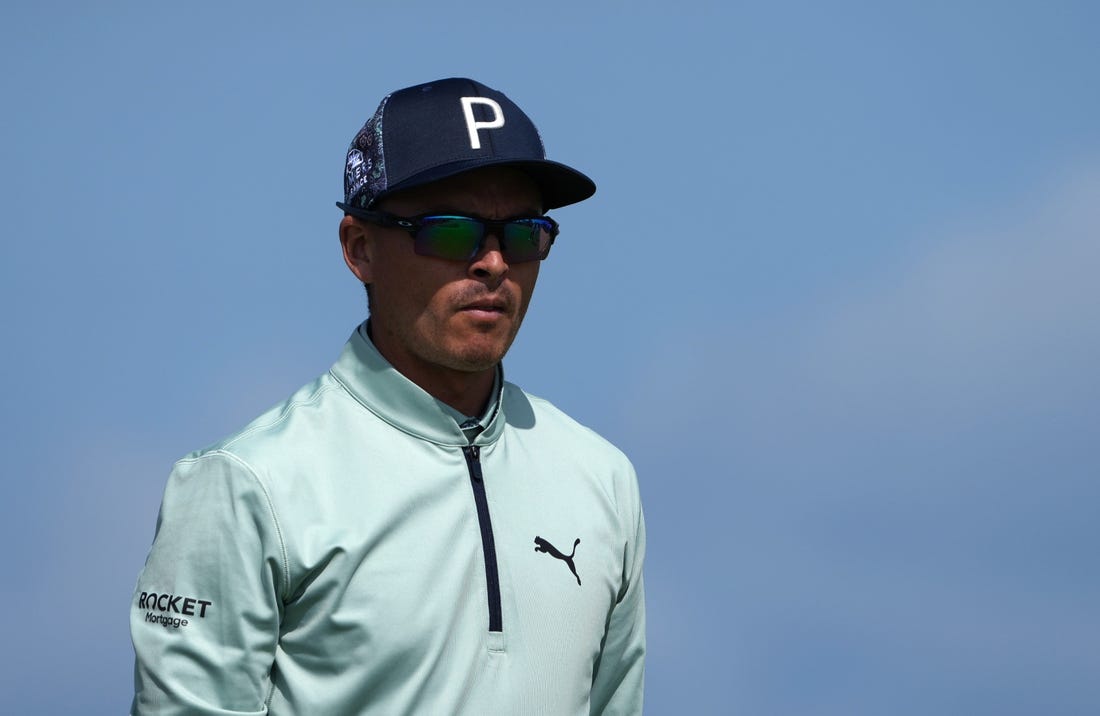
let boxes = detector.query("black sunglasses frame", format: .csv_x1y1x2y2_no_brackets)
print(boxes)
345,208,559,263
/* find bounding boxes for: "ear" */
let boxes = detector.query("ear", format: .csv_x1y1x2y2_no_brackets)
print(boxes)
340,215,375,284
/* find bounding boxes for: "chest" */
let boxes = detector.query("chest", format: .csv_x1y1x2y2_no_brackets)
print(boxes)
270,435,624,709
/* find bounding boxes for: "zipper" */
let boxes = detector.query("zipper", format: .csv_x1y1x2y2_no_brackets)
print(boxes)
462,445,503,632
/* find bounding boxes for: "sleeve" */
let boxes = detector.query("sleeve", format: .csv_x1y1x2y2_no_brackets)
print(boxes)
130,450,287,716
590,463,647,716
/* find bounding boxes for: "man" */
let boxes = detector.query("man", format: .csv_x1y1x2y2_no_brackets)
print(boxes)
131,77,645,715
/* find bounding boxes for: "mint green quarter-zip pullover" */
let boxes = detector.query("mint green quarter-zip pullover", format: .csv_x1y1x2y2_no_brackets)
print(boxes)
131,323,645,715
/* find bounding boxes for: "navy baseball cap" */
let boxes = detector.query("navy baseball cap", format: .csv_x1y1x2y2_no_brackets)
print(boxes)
337,78,596,212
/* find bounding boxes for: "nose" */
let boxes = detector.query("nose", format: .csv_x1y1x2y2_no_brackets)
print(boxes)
468,233,508,285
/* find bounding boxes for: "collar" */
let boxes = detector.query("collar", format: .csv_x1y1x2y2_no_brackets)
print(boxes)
438,369,500,442
328,322,505,447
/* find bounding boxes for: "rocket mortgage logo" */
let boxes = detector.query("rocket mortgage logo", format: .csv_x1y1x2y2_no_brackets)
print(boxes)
137,591,213,630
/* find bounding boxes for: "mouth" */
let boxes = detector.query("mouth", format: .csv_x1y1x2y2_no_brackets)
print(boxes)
458,297,512,321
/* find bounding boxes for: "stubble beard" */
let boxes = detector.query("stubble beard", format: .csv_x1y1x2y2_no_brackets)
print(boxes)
418,312,526,373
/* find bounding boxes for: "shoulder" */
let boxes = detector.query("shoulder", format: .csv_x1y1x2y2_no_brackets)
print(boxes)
181,372,350,475
505,381,624,446
501,381,638,484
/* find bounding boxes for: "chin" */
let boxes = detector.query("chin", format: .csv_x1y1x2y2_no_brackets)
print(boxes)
447,348,506,372
443,337,512,372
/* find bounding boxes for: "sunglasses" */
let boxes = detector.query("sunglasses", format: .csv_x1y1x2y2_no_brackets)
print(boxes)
346,209,559,263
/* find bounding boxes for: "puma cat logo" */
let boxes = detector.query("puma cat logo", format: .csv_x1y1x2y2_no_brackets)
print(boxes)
534,536,581,586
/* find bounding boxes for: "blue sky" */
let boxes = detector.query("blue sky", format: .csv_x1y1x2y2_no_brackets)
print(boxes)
2,2,1098,713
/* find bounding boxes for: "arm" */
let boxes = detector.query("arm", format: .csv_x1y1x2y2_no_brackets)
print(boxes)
130,451,286,715
590,465,646,716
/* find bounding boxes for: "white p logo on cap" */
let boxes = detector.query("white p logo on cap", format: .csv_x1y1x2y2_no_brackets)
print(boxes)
460,97,505,150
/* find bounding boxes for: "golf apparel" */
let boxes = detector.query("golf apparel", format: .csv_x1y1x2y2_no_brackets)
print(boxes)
131,322,646,715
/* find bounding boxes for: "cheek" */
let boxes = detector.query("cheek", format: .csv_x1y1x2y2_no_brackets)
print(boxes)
374,252,454,319
513,265,541,313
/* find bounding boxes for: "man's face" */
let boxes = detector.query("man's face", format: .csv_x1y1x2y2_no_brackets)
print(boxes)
346,166,544,382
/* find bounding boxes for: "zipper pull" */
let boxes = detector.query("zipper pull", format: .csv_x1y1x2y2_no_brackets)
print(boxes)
463,446,484,481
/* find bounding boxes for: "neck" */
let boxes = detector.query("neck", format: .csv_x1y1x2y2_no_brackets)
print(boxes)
416,367,496,417
368,324,498,417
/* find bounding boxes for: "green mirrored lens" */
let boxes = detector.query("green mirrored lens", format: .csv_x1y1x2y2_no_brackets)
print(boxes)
502,219,553,262
415,218,483,260
412,216,555,262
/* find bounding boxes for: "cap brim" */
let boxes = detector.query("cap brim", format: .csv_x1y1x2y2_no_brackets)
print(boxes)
368,158,596,211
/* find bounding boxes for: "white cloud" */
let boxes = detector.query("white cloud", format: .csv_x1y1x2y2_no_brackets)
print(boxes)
805,164,1100,417
623,162,1100,446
